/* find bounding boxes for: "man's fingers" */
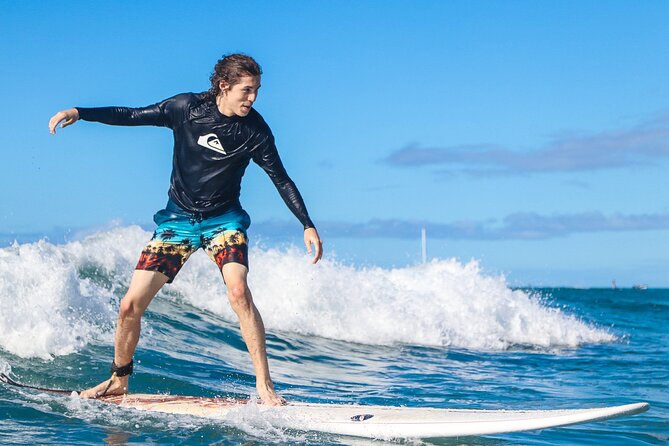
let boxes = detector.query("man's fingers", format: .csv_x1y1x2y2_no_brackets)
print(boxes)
304,228,323,264
48,115,62,134
311,239,323,264
49,109,78,134
49,112,68,134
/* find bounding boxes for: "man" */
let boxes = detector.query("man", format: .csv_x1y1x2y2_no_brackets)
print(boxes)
48,53,322,406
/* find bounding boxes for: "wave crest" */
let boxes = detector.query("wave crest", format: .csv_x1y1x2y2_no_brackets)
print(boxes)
0,226,615,359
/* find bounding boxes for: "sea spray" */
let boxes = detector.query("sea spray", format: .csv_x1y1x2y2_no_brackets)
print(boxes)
0,226,615,361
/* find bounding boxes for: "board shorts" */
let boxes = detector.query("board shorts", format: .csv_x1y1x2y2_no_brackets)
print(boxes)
136,200,251,283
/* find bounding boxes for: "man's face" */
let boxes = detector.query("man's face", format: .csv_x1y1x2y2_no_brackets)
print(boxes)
218,75,261,117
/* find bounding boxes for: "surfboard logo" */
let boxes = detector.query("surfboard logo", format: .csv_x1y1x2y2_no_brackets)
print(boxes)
197,133,226,154
351,414,374,421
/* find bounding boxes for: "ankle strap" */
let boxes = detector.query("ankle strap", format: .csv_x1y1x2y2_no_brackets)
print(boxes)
111,360,134,377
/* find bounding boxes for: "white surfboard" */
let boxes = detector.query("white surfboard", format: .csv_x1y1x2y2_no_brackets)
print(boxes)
98,394,649,439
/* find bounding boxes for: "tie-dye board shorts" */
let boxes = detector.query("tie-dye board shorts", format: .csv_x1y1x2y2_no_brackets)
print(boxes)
136,200,251,283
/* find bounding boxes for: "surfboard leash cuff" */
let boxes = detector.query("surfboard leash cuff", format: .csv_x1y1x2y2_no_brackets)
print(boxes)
110,360,134,377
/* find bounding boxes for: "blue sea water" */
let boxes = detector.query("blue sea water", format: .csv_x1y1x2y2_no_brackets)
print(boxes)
0,226,666,445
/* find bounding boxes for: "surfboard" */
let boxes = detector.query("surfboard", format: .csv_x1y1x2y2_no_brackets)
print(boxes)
0,374,649,439
99,394,649,439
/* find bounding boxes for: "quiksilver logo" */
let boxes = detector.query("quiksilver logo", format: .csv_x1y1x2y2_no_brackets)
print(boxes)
197,133,226,154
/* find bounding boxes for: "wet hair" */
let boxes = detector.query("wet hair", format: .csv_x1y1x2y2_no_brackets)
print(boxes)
208,53,262,98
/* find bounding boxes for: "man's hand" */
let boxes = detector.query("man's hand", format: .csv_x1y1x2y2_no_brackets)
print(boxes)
49,108,80,134
304,227,323,264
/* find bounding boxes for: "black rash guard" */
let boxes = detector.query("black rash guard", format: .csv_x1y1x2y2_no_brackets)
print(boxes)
76,92,314,229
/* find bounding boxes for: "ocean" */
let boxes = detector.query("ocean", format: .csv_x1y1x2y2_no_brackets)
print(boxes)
0,226,666,445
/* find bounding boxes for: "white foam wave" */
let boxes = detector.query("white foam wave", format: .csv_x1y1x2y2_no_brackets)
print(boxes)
0,226,615,360
251,250,614,350
173,238,616,350
0,227,149,359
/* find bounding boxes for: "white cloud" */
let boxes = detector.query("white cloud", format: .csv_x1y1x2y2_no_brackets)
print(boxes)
384,113,669,174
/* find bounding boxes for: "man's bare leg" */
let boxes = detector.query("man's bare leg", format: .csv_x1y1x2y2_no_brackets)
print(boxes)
222,263,285,406
80,270,169,398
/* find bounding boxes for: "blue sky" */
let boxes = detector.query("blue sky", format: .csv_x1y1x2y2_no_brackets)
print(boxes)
2,1,668,286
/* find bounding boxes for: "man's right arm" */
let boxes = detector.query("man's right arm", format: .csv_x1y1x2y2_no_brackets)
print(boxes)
49,94,188,133
75,101,172,127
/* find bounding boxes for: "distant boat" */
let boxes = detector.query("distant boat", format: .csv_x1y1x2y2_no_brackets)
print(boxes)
632,284,649,290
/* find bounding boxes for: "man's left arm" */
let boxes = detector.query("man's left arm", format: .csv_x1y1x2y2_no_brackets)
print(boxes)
252,138,323,263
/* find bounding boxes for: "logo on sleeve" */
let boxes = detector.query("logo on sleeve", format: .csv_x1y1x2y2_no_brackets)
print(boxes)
197,133,227,154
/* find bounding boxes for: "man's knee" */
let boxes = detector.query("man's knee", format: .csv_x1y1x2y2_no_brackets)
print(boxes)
119,295,144,320
227,282,252,312
118,270,166,320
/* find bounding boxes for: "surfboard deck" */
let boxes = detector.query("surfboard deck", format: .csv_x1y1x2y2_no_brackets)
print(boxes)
96,393,649,439
0,374,649,439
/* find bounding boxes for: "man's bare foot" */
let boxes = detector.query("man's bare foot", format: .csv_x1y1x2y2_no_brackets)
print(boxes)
79,375,129,399
257,380,286,406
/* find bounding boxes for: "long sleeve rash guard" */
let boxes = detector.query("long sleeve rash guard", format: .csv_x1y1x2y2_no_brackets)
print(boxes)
76,92,314,229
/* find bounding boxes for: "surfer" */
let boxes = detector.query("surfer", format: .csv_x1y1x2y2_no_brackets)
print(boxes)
48,53,322,406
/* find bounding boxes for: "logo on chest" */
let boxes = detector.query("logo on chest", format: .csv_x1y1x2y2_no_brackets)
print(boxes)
197,133,227,155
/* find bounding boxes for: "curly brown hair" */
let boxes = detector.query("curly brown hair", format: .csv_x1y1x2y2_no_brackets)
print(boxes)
208,53,262,98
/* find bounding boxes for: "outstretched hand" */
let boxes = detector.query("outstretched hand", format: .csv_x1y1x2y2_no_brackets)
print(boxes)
49,108,80,134
304,227,323,264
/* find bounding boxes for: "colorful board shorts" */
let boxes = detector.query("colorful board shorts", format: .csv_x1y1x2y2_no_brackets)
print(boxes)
136,200,251,283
